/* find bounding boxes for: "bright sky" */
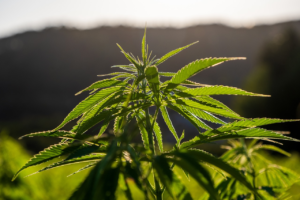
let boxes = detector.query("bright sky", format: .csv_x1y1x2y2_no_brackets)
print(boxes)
1,0,300,38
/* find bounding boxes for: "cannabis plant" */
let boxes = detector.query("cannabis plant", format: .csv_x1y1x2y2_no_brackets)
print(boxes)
13,30,299,200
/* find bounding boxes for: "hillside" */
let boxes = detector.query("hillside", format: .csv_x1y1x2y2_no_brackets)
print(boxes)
1,21,300,150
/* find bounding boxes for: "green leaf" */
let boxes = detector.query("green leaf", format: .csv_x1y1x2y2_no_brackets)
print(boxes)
136,109,164,152
175,85,269,97
19,130,78,140
158,72,175,77
28,154,105,176
181,80,212,87
160,106,179,141
164,57,245,92
142,28,147,64
218,118,299,132
145,65,160,102
55,86,124,130
194,96,236,113
76,91,123,134
153,155,173,181
253,145,291,157
155,41,198,66
256,165,300,188
172,149,258,196
167,103,212,132
171,172,193,200
66,144,100,160
135,111,150,150
152,116,163,153
13,143,82,180
112,73,136,80
111,65,137,72
124,162,143,190
97,72,129,77
76,109,117,136
68,162,97,177
167,152,219,200
172,98,243,119
152,155,174,197
180,128,299,150
98,119,110,136
75,79,128,96
117,43,140,67
174,89,237,114
113,115,123,134
69,140,119,200
184,106,226,125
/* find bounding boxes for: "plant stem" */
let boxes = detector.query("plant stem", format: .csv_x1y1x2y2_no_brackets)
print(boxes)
240,138,257,200
154,177,163,200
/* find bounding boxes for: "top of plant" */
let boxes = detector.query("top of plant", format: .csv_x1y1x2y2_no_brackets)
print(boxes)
14,28,300,200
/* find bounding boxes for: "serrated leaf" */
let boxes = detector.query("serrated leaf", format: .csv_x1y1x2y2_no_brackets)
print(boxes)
97,72,129,77
158,72,175,77
117,43,140,67
145,65,160,102
75,79,128,96
29,154,104,176
167,103,212,132
195,96,236,113
142,28,147,64
170,149,258,196
66,145,100,160
164,57,245,92
111,65,137,72
13,143,82,180
68,162,97,177
76,109,118,136
176,85,269,97
180,128,299,150
218,118,299,132
55,86,124,130
155,41,198,66
135,112,150,150
113,116,123,134
98,119,110,136
160,106,179,141
172,99,243,119
253,145,291,157
19,130,77,140
76,92,122,134
181,80,212,87
172,98,243,119
152,116,163,153
184,106,226,125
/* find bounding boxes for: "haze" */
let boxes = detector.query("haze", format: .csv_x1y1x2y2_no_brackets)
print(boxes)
1,0,300,38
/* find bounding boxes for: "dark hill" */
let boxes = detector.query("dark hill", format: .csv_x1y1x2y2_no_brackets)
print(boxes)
1,21,300,150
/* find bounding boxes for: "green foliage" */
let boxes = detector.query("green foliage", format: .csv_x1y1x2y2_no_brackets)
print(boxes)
14,29,300,200
0,131,89,200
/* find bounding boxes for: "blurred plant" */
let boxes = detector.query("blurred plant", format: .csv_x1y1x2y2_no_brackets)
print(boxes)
0,130,88,200
199,138,300,199
13,29,300,200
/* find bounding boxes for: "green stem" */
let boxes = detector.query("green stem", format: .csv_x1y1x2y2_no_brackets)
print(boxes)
154,177,163,200
240,138,256,199
145,107,161,200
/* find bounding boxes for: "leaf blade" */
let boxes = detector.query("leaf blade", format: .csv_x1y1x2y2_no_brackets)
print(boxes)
155,41,198,66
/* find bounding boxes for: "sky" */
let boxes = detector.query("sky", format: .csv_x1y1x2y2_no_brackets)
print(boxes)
1,0,300,38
